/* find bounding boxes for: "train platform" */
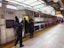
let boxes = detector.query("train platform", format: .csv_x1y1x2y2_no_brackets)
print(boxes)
1,23,64,48
0,0,64,48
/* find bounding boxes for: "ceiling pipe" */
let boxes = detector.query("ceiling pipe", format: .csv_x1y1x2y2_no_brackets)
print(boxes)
58,0,64,8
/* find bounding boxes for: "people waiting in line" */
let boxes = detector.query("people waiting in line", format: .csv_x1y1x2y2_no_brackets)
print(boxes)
14,16,24,48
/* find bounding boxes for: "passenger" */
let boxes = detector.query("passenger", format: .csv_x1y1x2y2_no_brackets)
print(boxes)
29,18,34,38
24,18,29,36
14,16,24,48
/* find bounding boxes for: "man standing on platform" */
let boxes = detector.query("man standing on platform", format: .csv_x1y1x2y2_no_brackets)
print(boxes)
14,16,24,48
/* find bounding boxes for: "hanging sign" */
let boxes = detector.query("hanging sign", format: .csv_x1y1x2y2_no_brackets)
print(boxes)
55,11,61,14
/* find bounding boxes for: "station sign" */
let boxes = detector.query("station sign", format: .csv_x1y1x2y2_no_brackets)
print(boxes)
55,11,61,14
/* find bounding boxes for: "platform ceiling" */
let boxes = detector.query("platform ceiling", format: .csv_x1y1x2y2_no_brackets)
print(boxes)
5,0,55,15
4,0,64,17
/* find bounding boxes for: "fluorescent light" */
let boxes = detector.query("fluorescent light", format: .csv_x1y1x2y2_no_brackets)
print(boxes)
29,2,42,6
53,0,59,3
23,0,37,4
33,4,44,9
6,5,18,10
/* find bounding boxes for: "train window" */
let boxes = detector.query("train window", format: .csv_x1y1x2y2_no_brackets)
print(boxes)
34,26,39,31
34,12,39,17
6,20,14,28
40,13,45,17
41,25,44,28
6,11,14,14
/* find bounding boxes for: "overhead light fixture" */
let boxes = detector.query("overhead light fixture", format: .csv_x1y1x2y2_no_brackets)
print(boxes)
53,0,59,3
60,7,64,10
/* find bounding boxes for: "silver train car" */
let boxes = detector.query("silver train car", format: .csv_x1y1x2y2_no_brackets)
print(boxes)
0,7,62,45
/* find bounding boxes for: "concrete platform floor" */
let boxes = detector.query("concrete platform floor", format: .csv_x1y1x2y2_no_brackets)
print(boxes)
12,23,64,48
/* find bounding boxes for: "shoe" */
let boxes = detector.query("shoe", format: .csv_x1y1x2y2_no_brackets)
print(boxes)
20,45,24,47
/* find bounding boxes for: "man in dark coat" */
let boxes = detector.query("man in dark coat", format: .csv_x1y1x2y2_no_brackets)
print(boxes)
29,18,34,38
14,16,24,48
